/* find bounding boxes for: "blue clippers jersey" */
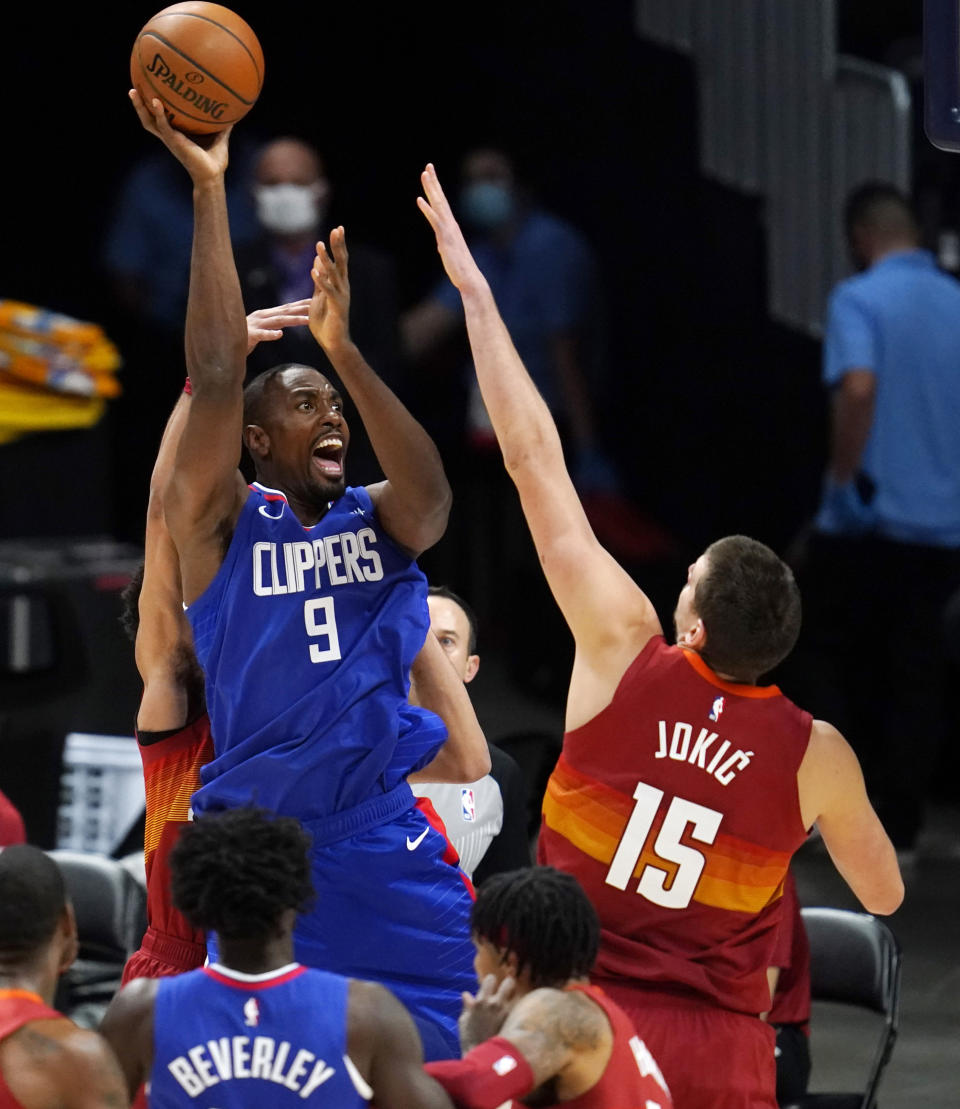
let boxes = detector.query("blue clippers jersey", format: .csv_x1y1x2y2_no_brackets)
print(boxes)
150,963,370,1108
186,484,447,819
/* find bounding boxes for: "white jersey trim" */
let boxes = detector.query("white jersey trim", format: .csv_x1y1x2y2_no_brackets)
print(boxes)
207,961,301,983
251,480,288,499
343,1054,373,1100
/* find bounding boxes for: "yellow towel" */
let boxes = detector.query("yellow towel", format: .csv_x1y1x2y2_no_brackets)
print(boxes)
0,373,105,444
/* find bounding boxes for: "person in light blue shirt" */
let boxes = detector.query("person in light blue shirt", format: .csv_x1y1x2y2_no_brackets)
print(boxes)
797,182,960,857
816,194,960,545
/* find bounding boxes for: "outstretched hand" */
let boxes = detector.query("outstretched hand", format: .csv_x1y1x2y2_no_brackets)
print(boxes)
417,163,487,294
458,973,516,1054
128,88,230,183
308,226,352,352
246,299,312,354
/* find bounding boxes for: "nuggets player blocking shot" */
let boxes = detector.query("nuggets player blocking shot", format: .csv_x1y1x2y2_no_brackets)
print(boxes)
124,93,487,1063
416,163,903,1109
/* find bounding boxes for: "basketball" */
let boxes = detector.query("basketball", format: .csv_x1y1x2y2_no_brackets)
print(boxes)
130,2,264,135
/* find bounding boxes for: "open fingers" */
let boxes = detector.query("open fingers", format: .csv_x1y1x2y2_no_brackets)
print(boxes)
420,163,452,214
131,90,186,149
254,313,307,332
493,976,516,1005
329,225,349,268
416,194,440,231
255,300,312,324
128,88,162,132
476,973,501,1001
313,239,349,298
310,261,327,296
313,239,335,275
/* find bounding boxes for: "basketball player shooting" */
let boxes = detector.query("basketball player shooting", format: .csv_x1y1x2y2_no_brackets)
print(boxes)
123,93,485,1062
416,163,903,1109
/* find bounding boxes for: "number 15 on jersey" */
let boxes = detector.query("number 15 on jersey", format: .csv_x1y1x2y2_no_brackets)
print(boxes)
605,781,722,909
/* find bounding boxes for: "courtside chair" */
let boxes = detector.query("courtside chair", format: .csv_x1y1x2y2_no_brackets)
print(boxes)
785,907,902,1109
48,849,147,1028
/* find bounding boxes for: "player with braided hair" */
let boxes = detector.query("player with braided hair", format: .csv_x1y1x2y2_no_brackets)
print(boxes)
100,807,455,1108
425,866,673,1108
469,867,598,987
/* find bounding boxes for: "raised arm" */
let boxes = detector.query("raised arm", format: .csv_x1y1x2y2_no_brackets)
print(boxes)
798,720,903,914
135,301,312,730
135,392,194,732
126,91,249,604
308,228,451,556
408,630,491,783
416,165,660,723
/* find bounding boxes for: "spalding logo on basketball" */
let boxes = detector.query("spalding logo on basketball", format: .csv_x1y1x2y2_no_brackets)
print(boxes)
130,1,264,134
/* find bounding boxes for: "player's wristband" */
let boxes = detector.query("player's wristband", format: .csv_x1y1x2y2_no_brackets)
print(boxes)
183,376,192,395
424,1037,534,1109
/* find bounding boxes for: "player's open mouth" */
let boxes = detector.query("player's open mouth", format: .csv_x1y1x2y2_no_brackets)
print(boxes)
311,436,344,478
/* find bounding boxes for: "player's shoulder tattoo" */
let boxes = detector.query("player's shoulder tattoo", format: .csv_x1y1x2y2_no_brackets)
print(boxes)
17,1024,66,1061
508,986,607,1053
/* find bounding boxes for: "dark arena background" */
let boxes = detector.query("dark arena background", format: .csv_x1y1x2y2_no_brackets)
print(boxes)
1,3,958,1104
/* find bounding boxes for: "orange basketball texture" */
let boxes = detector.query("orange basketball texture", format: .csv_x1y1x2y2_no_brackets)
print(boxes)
130,3,264,134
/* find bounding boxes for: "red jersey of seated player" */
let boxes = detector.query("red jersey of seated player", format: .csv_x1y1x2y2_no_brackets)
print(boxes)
0,789,25,847
0,990,64,1106
426,982,673,1109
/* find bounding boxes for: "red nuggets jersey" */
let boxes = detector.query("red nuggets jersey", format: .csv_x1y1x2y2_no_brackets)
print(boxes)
0,990,63,1109
0,991,61,1042
426,983,673,1109
122,713,214,983
0,790,25,847
768,871,811,1030
539,636,811,1017
562,984,673,1108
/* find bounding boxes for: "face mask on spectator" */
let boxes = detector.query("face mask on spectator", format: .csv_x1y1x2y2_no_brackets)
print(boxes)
254,182,328,236
460,182,516,230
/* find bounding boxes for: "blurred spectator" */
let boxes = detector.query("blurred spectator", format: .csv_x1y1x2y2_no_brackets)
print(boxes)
403,147,609,477
0,787,25,846
403,147,612,686
410,585,532,884
103,138,260,341
236,135,403,486
790,182,960,859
